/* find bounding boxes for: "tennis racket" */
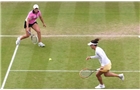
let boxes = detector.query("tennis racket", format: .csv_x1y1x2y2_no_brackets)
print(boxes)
79,68,97,78
27,31,38,44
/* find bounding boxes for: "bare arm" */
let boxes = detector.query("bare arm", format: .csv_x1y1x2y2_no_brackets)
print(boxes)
39,15,46,27
26,18,30,32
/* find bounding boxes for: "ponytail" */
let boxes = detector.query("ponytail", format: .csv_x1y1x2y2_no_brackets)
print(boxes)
91,38,100,43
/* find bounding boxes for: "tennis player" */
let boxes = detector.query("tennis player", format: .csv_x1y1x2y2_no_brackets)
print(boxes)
86,38,124,89
16,4,46,47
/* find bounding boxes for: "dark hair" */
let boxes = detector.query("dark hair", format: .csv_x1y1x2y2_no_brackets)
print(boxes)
32,10,39,14
32,10,35,13
91,38,100,46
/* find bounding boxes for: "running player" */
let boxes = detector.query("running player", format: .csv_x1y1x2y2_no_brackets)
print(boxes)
86,38,124,89
16,4,46,47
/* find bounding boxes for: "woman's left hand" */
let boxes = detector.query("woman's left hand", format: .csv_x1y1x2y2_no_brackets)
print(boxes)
43,23,46,27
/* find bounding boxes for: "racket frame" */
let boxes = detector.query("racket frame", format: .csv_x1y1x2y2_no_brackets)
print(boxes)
27,30,38,44
79,68,96,78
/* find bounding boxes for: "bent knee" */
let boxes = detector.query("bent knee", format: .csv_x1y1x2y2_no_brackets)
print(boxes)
26,34,30,38
36,30,41,34
104,74,107,77
96,74,100,77
104,72,109,77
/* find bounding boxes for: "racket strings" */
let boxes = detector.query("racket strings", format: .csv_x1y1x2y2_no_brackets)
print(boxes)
31,35,38,44
80,69,93,78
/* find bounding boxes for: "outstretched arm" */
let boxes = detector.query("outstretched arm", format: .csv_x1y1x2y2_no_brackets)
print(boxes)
86,55,99,60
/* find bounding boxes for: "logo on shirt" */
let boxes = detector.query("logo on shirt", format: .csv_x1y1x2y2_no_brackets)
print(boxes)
33,16,37,19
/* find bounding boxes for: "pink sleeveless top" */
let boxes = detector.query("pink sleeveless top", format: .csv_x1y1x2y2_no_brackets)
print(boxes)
25,10,41,24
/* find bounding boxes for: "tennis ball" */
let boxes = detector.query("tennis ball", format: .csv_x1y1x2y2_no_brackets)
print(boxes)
49,58,52,61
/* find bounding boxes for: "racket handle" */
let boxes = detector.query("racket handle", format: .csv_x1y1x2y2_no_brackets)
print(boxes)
27,30,31,35
96,68,100,71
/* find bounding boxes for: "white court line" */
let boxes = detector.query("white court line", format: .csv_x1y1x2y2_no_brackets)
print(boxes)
10,70,140,73
1,45,19,89
0,35,139,38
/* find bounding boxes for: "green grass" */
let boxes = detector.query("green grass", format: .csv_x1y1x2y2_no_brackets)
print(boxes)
1,2,140,89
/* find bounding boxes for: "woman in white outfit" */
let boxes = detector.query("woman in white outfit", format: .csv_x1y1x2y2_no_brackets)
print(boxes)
86,38,124,89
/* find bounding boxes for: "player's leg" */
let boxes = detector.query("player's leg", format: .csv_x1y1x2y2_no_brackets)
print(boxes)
20,28,31,40
102,63,124,80
16,21,31,45
96,71,104,84
32,23,45,47
16,28,31,45
104,71,119,77
32,23,41,42
103,63,118,77
95,71,105,89
104,71,124,80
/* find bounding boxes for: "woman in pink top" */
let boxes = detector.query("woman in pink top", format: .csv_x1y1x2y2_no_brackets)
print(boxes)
16,4,46,47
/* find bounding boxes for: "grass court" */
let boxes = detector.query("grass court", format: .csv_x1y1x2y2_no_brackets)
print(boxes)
1,1,140,89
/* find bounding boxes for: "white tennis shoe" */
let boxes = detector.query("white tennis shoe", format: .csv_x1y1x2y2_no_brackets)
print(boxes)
119,73,125,81
38,42,45,47
16,36,21,45
95,84,105,89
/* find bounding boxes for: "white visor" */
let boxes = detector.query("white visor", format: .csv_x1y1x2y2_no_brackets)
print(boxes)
33,4,39,9
87,42,97,46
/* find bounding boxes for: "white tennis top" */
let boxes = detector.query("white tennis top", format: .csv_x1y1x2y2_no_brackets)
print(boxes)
90,46,111,66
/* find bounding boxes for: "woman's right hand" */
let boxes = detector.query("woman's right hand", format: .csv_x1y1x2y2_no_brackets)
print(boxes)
26,27,31,35
26,27,29,31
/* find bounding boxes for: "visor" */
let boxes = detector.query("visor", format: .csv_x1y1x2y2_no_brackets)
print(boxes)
87,42,97,46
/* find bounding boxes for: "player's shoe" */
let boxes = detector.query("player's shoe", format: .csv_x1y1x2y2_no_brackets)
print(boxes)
95,84,105,89
16,36,21,45
38,42,45,47
119,73,124,81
